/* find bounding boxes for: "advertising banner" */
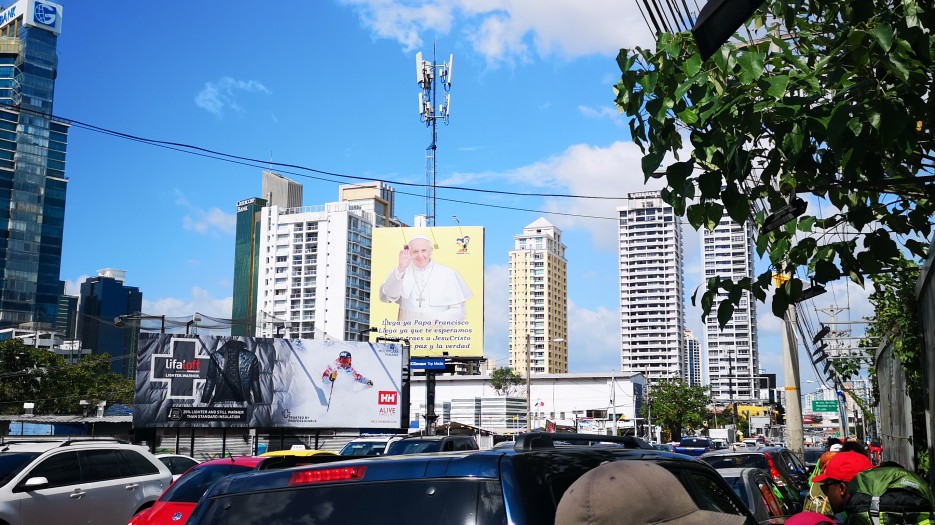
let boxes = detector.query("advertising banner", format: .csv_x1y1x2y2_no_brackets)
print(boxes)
369,226,484,357
133,334,405,429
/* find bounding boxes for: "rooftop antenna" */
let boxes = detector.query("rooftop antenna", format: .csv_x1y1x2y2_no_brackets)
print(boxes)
416,39,453,227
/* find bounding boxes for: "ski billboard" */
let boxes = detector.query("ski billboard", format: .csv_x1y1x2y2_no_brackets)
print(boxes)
369,226,484,358
133,334,406,429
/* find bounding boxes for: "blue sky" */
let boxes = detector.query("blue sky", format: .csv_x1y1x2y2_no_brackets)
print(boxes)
53,1,871,388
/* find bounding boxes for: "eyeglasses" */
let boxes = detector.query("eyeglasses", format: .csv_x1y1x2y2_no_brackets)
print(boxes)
820,481,845,495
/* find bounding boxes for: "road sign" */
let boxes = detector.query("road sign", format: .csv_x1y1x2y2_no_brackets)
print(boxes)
410,358,446,370
812,400,838,412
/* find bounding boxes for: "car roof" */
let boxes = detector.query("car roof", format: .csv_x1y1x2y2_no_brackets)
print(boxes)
700,449,765,457
260,450,337,457
204,446,704,498
200,433,679,499
196,456,267,468
0,437,136,453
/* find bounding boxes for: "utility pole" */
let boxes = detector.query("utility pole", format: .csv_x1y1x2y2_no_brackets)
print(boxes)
526,332,532,431
782,303,805,461
415,42,453,226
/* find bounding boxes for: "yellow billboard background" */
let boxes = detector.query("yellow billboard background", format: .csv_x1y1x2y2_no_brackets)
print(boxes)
370,226,484,357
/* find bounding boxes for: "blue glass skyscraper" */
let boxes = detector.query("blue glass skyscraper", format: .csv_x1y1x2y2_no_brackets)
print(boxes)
77,269,142,376
0,0,68,328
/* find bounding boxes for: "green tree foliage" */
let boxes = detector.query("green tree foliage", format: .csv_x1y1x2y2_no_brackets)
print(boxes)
643,379,711,440
0,340,133,415
489,367,525,397
614,0,935,324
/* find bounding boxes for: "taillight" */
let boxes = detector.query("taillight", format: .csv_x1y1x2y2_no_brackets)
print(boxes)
764,454,783,483
289,466,366,485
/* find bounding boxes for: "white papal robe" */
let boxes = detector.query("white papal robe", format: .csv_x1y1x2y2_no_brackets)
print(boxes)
379,260,473,322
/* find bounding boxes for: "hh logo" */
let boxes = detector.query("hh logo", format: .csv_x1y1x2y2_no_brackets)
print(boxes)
378,391,398,405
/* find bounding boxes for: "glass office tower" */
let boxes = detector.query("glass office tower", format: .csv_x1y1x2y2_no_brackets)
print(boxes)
0,1,68,327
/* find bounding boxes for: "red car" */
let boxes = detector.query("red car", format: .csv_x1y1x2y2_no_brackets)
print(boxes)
129,456,266,525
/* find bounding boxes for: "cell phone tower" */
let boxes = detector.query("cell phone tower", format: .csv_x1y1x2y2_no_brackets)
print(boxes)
416,41,452,227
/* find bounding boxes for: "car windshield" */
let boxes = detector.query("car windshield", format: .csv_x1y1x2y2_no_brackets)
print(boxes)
702,454,768,470
387,440,440,454
803,448,824,464
161,464,255,503
0,452,41,486
340,442,386,456
680,438,709,447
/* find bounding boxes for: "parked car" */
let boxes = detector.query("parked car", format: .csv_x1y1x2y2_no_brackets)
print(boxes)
339,435,405,456
384,434,479,454
156,453,200,481
129,456,266,525
130,452,349,525
185,432,759,525
700,448,808,510
803,447,826,471
0,437,173,525
654,443,675,452
675,436,712,456
717,467,794,523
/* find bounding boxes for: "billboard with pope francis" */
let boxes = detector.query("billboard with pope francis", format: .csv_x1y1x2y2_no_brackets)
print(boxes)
370,226,484,358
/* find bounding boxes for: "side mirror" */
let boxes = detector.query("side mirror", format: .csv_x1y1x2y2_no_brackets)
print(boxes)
16,476,49,492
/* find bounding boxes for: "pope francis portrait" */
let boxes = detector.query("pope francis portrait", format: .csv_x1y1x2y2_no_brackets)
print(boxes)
379,235,473,322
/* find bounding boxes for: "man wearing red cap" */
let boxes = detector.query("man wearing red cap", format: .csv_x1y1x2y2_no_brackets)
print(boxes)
810,451,874,518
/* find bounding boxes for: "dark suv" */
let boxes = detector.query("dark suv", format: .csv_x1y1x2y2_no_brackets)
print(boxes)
700,446,810,509
385,435,478,455
186,433,758,525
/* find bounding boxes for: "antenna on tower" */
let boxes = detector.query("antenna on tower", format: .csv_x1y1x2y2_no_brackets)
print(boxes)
415,40,453,227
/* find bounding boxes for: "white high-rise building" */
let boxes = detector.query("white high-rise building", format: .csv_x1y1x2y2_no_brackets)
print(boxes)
684,329,702,386
255,189,386,340
702,213,759,402
618,192,686,384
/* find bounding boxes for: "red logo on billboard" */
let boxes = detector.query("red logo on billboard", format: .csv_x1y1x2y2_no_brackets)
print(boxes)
378,391,398,405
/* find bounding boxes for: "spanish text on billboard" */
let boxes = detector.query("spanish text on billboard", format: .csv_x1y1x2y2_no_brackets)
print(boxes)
369,226,484,357
133,334,404,429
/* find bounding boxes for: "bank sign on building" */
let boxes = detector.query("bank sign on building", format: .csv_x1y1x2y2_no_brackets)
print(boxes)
0,0,63,34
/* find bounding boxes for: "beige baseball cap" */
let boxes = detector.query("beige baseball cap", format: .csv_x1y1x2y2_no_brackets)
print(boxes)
555,461,748,525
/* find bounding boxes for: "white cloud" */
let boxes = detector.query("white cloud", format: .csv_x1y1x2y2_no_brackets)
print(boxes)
440,141,664,252
578,104,623,122
64,275,90,296
143,287,233,334
483,264,510,368
174,189,236,237
567,299,618,371
483,265,620,373
339,0,654,67
195,77,270,117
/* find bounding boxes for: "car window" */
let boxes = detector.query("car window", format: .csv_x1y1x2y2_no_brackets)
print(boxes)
162,464,255,503
387,440,438,454
24,451,81,488
720,474,749,507
120,450,162,476
0,452,41,486
80,449,133,482
340,442,385,456
680,470,757,525
783,451,805,472
193,479,505,525
702,455,768,470
161,456,198,475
